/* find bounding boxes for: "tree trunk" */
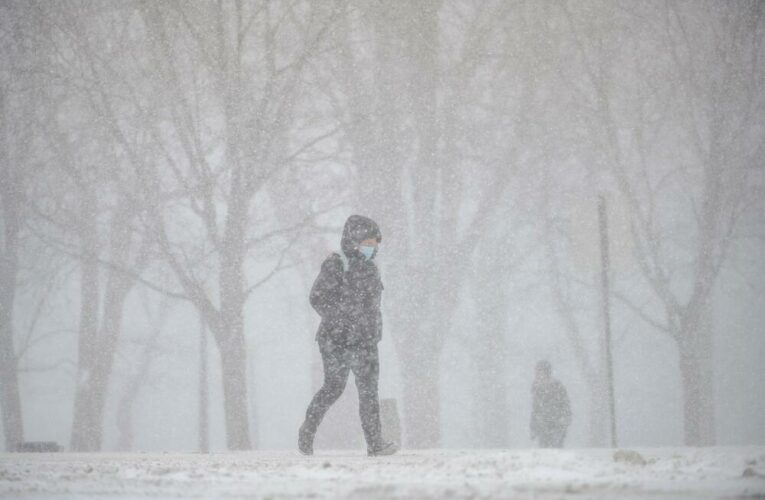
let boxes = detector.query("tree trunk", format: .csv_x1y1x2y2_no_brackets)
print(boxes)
215,191,252,451
678,347,715,445
198,315,209,453
71,349,112,451
0,292,22,452
0,111,24,450
678,309,716,446
71,198,133,451
0,337,22,452
71,270,131,451
585,372,609,447
471,264,510,448
70,276,100,448
341,0,446,449
70,190,101,451
473,350,509,448
392,254,466,449
0,197,23,450
115,373,140,452
400,351,440,448
217,331,251,450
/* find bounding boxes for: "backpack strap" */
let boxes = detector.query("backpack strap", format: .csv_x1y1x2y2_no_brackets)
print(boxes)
336,250,349,273
335,250,378,273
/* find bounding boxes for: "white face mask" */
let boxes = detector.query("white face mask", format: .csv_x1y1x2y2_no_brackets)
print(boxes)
359,245,376,260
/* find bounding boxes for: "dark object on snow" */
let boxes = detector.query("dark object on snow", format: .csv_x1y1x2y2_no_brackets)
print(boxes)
300,215,394,455
15,441,62,452
298,424,313,455
368,440,399,457
613,449,647,466
742,466,763,478
530,361,572,449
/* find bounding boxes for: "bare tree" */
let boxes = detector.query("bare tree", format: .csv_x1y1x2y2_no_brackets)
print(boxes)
11,1,158,451
0,53,25,454
32,122,151,452
126,1,340,449
0,0,46,450
25,0,342,451
559,0,765,445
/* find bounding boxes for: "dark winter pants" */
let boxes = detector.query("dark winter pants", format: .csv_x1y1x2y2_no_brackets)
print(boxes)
538,427,566,448
302,342,382,449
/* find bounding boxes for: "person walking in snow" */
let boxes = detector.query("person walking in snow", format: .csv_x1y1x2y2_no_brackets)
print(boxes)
298,215,398,456
530,360,571,448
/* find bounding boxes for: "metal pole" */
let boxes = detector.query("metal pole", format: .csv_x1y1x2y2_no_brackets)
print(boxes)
199,313,209,453
249,347,258,449
598,195,618,448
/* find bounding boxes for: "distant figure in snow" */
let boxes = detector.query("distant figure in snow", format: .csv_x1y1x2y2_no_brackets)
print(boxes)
298,215,398,457
530,360,571,448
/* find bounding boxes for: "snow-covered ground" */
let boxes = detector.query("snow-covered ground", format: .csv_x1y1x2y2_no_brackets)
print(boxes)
1,447,764,499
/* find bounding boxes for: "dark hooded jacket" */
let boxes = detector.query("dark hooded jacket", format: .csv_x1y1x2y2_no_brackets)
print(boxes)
310,215,384,347
530,378,572,435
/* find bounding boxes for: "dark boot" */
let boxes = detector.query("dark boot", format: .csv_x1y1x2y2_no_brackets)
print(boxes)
367,440,398,457
298,423,314,456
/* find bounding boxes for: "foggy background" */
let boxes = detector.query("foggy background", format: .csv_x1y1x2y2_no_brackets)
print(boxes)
1,0,763,453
